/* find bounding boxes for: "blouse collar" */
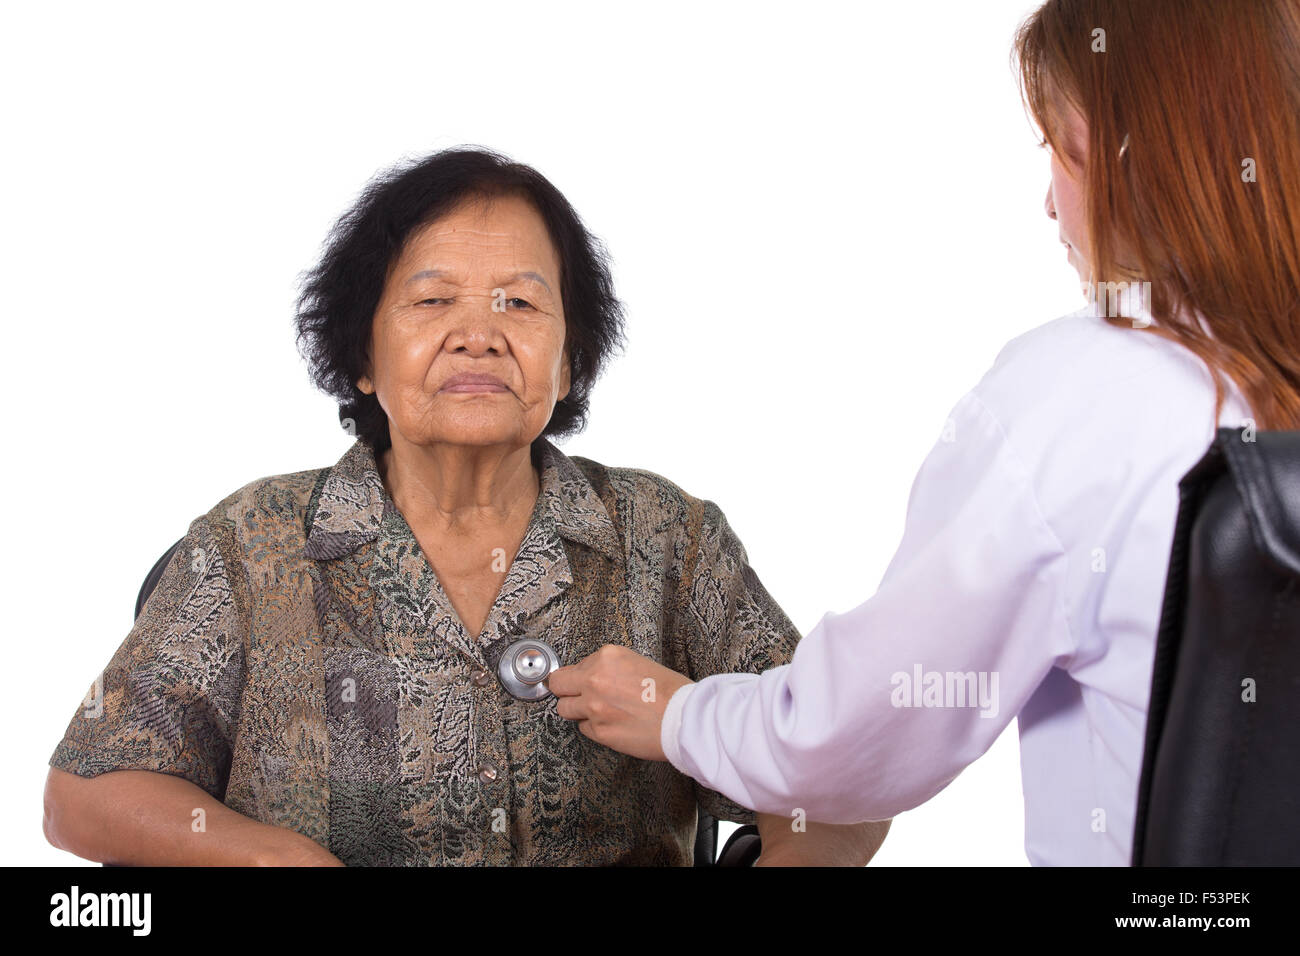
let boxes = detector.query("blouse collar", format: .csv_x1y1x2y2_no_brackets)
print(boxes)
302,436,623,563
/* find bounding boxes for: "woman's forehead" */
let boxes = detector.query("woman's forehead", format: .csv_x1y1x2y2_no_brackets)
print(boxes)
426,194,546,236
398,198,560,271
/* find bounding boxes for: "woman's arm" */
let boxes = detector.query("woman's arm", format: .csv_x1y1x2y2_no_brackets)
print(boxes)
754,813,891,866
45,515,298,864
43,767,342,866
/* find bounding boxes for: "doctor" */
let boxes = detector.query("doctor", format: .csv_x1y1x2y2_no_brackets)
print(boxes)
549,0,1300,865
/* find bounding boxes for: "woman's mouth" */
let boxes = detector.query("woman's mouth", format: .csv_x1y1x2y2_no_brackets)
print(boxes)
440,372,509,393
443,384,509,393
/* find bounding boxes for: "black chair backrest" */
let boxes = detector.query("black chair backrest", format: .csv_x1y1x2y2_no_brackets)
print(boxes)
134,537,185,620
1133,426,1300,865
693,809,718,866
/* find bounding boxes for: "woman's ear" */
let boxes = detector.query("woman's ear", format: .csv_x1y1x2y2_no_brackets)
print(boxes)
357,346,375,395
558,345,572,402
356,328,376,395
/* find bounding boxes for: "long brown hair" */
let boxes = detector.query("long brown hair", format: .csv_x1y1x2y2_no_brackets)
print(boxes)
1014,0,1300,429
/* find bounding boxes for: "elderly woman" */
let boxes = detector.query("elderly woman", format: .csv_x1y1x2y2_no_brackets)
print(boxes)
42,147,888,866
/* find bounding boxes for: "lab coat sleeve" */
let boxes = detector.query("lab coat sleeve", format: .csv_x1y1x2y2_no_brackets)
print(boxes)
660,390,1077,823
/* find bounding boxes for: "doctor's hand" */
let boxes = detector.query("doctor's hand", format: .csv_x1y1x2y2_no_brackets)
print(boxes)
549,644,694,762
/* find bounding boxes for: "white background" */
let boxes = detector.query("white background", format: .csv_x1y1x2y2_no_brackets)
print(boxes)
4,0,1085,866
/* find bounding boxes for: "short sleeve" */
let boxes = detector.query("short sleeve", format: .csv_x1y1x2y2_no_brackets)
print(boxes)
678,498,802,825
48,514,248,801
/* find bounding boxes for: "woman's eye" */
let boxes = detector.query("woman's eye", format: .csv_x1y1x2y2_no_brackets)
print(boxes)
416,296,534,309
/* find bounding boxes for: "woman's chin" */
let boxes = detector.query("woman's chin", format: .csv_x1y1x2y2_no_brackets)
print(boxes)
404,416,538,449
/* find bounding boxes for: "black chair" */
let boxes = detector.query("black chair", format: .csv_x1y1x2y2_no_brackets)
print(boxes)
133,537,184,619
1132,426,1300,865
133,537,759,865
694,810,762,867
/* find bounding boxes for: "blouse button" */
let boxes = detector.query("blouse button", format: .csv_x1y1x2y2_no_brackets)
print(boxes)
478,762,499,783
471,668,491,687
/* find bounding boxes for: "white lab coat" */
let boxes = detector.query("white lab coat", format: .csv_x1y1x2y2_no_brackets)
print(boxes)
661,303,1253,865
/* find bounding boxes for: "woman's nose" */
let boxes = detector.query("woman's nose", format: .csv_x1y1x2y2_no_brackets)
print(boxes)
1045,184,1057,220
446,296,506,354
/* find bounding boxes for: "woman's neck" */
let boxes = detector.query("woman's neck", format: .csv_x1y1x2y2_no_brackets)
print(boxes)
379,438,540,535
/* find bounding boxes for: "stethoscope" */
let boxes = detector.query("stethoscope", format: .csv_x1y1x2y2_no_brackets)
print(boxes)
497,638,561,701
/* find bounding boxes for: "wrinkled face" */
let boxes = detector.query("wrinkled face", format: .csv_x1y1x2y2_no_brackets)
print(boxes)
359,193,570,450
1043,94,1090,281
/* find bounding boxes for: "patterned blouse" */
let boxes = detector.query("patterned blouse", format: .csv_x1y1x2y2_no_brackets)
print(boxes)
49,436,802,865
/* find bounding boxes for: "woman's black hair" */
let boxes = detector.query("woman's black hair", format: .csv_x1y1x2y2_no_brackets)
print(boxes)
294,146,626,455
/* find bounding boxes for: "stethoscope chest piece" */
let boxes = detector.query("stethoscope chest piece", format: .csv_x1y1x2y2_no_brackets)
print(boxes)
498,638,561,700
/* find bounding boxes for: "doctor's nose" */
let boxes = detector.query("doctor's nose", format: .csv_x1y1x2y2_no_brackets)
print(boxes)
1045,184,1057,220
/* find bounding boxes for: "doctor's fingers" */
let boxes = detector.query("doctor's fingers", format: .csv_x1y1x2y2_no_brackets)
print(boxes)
549,643,644,696
546,661,584,698
553,688,592,722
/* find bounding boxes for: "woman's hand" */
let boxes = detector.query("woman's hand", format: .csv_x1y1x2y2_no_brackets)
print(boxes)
549,644,694,761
